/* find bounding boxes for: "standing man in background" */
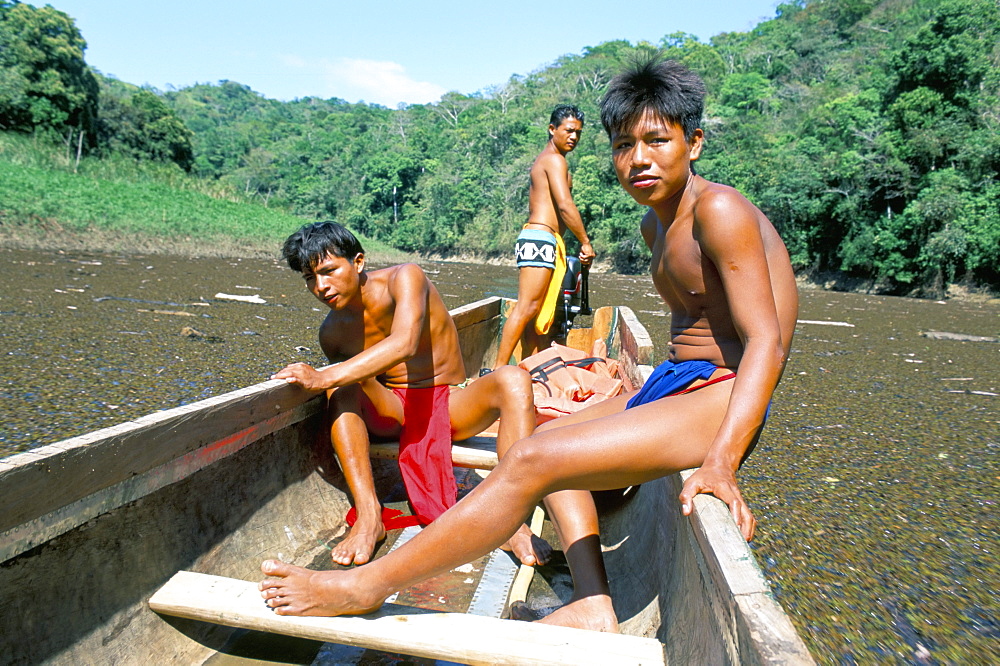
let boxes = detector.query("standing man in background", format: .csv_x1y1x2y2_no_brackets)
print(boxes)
492,105,596,370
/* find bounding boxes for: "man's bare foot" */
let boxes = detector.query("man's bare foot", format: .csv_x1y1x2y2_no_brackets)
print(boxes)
513,595,619,632
259,560,384,616
500,524,552,566
332,515,385,566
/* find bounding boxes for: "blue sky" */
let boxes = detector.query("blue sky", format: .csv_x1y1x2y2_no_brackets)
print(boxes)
49,0,780,107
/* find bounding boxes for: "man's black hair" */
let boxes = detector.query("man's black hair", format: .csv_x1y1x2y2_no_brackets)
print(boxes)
282,221,365,273
549,104,584,128
600,55,705,141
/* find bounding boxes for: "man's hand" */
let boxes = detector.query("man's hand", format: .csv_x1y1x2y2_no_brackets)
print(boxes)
271,363,329,392
679,464,756,541
579,242,595,266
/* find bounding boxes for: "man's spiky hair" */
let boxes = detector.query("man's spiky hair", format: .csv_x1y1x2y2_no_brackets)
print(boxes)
281,221,364,273
600,54,706,141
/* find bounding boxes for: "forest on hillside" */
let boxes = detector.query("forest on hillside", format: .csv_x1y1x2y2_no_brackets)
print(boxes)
2,0,998,295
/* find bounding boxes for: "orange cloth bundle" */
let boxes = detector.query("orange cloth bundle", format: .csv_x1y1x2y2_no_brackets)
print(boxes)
517,342,625,425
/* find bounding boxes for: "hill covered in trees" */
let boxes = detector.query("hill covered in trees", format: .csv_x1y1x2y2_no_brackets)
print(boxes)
2,0,998,296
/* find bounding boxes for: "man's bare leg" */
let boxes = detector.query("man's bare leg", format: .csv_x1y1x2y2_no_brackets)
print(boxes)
449,366,551,565
524,397,631,630
531,492,618,631
328,381,403,566
261,381,735,617
493,265,551,369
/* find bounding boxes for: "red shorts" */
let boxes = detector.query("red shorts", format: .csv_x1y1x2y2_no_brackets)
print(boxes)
392,384,456,525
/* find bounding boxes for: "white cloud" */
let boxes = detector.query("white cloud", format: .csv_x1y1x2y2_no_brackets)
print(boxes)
274,54,447,106
321,58,446,107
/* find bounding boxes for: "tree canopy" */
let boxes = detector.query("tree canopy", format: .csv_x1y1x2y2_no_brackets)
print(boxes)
0,0,98,145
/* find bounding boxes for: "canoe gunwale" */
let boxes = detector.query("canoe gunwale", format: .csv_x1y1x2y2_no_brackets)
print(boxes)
0,382,326,563
672,470,815,664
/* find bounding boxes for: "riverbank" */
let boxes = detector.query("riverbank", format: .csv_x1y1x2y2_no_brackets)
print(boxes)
2,228,996,305
0,218,412,266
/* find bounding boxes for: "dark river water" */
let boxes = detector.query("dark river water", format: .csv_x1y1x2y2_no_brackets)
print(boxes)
1,246,997,664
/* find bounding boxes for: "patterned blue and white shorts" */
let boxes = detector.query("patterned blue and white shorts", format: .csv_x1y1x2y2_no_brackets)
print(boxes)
514,228,557,269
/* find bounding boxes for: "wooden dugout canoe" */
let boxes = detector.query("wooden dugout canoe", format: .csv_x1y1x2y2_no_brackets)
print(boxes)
0,297,813,665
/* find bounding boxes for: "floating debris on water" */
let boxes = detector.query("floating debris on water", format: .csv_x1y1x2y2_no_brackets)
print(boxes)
215,292,266,304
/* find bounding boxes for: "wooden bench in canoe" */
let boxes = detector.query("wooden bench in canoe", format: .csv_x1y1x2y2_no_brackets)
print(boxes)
0,297,814,664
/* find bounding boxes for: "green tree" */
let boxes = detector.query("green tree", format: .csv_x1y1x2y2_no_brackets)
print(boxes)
0,1,98,145
95,76,194,170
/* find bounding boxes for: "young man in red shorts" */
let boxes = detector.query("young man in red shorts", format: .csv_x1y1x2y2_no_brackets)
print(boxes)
272,221,550,568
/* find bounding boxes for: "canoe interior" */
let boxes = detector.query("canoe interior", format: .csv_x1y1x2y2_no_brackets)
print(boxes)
0,296,812,665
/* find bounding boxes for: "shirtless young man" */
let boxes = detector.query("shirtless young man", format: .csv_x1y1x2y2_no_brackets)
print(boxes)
271,221,550,567
492,105,596,370
259,58,799,630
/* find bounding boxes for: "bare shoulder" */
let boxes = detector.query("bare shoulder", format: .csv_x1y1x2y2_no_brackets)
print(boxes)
692,179,755,218
690,179,762,235
386,262,428,283
640,208,659,249
318,310,347,361
366,262,422,285
383,263,432,299
533,150,567,176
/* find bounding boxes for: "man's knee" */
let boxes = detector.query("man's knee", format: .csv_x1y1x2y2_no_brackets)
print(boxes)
503,436,557,485
515,298,545,319
493,366,533,407
327,383,363,417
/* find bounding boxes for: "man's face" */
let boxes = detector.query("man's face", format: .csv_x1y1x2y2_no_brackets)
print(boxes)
610,110,703,207
302,251,364,310
549,117,583,154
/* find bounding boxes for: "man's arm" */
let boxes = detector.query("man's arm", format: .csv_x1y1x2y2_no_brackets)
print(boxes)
273,265,430,391
544,155,595,264
679,192,788,541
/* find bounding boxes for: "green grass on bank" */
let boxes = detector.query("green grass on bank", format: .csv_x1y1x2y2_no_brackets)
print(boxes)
0,133,401,261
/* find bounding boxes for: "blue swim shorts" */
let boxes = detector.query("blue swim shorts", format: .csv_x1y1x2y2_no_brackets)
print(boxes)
626,358,771,426
515,228,557,269
626,359,722,409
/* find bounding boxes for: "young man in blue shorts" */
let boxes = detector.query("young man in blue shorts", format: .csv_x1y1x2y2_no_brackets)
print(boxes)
259,57,799,632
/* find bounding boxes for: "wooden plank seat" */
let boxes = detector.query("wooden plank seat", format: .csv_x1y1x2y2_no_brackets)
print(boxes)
149,571,666,666
369,434,501,471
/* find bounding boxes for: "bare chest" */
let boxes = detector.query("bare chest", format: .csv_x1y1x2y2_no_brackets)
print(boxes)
322,304,394,358
649,222,715,315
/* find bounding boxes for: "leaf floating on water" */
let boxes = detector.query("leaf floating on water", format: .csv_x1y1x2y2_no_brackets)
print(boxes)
822,477,840,483
180,327,223,343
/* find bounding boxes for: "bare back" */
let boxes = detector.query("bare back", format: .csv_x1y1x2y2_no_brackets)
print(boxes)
318,264,466,389
641,176,798,370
